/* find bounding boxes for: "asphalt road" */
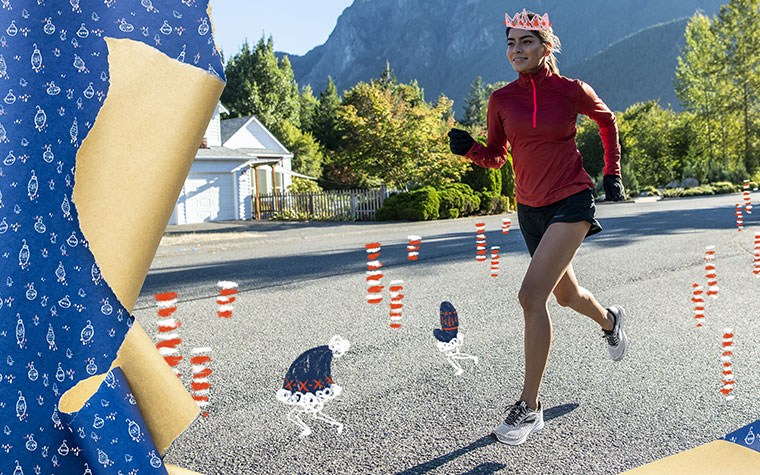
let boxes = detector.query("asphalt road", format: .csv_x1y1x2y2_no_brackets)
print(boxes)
134,192,760,474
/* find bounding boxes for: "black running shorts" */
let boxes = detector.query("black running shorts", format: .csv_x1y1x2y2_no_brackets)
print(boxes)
516,188,602,257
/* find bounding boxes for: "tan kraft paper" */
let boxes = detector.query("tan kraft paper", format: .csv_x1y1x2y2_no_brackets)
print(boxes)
58,34,224,472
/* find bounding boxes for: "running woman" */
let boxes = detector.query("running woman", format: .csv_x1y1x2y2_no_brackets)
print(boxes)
448,9,629,445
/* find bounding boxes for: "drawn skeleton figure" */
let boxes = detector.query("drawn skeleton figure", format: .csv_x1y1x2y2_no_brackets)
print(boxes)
434,302,478,376
276,335,350,438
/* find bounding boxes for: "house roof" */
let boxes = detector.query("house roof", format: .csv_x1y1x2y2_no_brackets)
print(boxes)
235,147,291,158
220,115,291,156
195,146,254,159
220,116,250,144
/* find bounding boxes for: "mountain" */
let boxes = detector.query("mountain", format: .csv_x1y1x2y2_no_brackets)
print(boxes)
562,17,691,112
280,0,726,117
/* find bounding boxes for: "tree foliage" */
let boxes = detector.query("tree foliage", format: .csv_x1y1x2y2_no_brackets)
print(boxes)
220,36,300,133
675,1,760,176
325,70,469,190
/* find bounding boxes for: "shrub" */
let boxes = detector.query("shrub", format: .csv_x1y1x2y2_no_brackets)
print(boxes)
462,164,501,195
500,159,516,200
437,187,464,219
711,181,738,194
681,185,714,197
475,190,508,214
375,186,440,221
448,208,459,219
661,188,683,198
437,183,480,217
640,185,661,196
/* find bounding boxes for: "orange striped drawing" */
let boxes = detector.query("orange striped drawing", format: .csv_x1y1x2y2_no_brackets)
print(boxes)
691,283,705,328
155,292,181,377
407,235,421,261
475,223,487,262
389,279,404,328
366,243,383,304
216,281,238,318
721,329,735,401
190,347,213,417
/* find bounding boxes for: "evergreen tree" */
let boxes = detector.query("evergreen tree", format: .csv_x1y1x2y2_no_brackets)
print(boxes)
311,77,342,151
462,76,487,129
298,85,318,134
220,36,300,133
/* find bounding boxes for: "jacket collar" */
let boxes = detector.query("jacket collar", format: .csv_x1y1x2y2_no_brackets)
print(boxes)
517,62,551,88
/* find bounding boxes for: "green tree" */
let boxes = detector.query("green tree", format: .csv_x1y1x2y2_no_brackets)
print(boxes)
298,85,318,134
461,76,487,129
276,120,324,179
330,80,468,189
220,36,300,133
310,77,342,151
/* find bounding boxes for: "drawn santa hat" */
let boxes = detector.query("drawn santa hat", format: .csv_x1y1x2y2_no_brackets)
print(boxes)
276,335,350,408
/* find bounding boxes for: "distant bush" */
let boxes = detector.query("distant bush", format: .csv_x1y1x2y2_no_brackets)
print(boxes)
681,185,714,197
462,164,501,195
661,188,683,198
375,186,440,221
476,190,508,214
710,181,738,194
448,208,459,219
437,183,480,218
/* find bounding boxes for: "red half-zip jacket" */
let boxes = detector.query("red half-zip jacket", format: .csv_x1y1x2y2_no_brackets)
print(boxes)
464,63,621,207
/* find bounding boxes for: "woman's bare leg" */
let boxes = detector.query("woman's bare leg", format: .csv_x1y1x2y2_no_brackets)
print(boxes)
553,264,612,330
517,221,590,410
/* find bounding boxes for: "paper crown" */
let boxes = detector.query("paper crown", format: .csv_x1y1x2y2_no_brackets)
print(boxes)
505,9,552,30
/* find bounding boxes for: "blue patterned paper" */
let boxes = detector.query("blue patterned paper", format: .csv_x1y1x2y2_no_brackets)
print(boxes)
61,366,166,473
724,419,760,453
0,1,224,473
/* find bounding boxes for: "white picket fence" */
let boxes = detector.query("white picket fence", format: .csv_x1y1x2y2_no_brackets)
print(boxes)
255,188,390,221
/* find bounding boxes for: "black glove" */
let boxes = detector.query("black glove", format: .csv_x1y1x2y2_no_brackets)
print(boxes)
603,175,626,201
448,128,475,155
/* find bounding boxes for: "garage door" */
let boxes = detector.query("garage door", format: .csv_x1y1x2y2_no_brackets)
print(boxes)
182,173,235,223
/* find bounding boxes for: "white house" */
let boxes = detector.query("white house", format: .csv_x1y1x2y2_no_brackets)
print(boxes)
169,104,295,224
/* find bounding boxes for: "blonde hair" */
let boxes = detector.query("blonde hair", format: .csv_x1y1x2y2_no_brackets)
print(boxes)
506,11,562,75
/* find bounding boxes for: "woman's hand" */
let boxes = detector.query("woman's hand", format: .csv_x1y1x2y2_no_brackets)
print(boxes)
448,128,475,155
603,175,626,201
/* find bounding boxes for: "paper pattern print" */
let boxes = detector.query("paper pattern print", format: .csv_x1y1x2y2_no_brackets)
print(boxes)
276,335,350,439
0,2,223,473
724,419,760,453
60,367,165,474
433,302,478,376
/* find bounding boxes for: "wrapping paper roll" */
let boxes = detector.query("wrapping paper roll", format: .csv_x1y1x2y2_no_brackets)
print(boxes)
0,3,225,473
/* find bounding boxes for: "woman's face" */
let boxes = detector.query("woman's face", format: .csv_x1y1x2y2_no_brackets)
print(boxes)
506,28,548,74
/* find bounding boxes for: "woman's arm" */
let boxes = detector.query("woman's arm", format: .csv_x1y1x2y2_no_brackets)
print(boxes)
576,81,621,177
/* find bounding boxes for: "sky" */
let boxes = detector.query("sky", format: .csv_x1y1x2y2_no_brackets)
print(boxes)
209,1,355,61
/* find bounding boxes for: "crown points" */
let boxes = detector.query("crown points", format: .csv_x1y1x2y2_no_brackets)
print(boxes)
505,9,552,31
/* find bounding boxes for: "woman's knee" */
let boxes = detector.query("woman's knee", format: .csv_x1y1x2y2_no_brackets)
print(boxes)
518,285,549,313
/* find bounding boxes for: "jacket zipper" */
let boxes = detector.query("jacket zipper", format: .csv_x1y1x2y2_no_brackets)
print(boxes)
530,77,537,128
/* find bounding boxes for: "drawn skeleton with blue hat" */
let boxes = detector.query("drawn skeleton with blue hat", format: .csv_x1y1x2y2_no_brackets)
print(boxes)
434,302,478,375
276,335,350,438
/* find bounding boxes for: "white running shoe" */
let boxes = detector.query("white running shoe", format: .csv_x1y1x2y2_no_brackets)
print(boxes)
603,305,628,361
492,400,544,445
